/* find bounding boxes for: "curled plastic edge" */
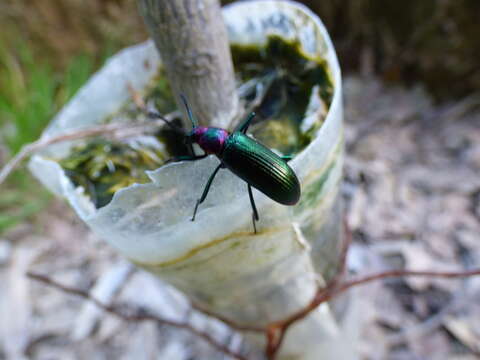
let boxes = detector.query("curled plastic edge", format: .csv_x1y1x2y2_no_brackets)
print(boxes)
28,0,342,267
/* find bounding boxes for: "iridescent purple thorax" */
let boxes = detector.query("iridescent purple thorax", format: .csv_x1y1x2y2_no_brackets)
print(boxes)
191,127,229,155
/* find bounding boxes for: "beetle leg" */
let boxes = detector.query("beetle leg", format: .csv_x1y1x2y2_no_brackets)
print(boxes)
165,153,207,164
234,112,256,134
188,141,196,157
247,184,259,234
281,155,293,162
191,163,223,221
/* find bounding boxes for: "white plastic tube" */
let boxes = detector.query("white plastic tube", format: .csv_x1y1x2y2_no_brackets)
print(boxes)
29,1,356,358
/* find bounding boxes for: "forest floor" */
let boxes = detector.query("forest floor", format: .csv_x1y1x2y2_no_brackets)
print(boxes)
1,76,479,359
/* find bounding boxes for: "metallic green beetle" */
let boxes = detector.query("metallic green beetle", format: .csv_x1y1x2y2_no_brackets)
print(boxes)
153,95,301,233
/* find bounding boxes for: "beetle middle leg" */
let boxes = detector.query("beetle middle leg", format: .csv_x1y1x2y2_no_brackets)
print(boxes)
191,163,223,221
247,184,259,234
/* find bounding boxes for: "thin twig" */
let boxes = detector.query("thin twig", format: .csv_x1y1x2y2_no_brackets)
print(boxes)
25,240,480,360
27,271,247,360
190,302,264,333
0,83,188,186
0,119,168,186
265,266,480,359
265,218,352,359
263,218,480,359
127,83,146,110
333,268,480,300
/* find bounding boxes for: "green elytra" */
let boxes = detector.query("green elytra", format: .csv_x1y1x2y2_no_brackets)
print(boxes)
154,95,301,234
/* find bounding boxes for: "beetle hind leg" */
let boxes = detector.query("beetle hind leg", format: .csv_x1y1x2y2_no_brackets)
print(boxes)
247,184,259,234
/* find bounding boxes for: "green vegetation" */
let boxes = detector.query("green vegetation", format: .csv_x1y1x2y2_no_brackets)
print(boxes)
231,35,333,155
0,36,98,233
0,1,142,233
58,139,167,208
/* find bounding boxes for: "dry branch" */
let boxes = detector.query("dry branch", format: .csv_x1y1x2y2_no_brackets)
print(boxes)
25,222,480,360
265,218,353,358
27,271,247,360
0,116,174,186
138,0,239,129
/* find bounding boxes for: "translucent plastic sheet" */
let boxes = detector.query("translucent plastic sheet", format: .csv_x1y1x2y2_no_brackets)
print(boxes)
29,1,357,358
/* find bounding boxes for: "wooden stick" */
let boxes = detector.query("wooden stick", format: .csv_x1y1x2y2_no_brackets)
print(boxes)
138,0,239,129
27,271,247,360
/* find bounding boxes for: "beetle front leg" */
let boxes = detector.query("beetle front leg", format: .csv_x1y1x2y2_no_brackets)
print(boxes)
191,163,223,221
247,184,259,234
165,153,207,164
234,112,256,134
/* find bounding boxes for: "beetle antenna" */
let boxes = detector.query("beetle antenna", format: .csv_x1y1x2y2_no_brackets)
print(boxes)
180,93,198,128
146,110,185,135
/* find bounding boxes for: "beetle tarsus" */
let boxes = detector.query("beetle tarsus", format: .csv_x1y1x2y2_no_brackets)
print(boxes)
191,163,223,221
247,184,259,234
192,200,200,221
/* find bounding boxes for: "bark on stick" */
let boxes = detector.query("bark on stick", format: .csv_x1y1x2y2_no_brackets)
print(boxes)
138,0,239,128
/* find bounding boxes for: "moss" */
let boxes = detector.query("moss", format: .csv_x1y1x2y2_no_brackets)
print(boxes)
297,162,335,211
58,139,167,208
231,35,333,155
58,35,334,209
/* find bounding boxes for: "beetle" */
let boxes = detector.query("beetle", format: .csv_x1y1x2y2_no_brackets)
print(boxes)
151,95,301,233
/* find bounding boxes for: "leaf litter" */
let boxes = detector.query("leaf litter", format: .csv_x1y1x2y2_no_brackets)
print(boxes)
1,76,480,359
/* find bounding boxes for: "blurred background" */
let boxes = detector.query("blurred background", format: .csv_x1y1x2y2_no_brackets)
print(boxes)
1,0,479,359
